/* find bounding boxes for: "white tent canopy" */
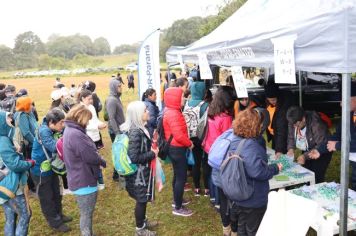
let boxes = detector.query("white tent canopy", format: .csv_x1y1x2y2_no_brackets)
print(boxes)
166,0,356,73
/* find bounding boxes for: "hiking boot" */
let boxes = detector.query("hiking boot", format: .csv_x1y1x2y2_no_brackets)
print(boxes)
194,188,201,197
223,225,231,236
61,215,73,223
171,198,191,208
172,207,193,217
144,219,159,230
54,223,71,233
135,228,157,236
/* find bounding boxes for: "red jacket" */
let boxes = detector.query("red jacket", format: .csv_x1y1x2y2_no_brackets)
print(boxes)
163,88,192,148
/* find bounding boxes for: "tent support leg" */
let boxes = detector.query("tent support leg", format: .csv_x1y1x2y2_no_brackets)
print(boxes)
298,71,302,106
340,73,351,236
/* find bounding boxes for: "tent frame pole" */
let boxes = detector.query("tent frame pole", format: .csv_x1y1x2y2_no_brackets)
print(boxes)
298,71,302,106
340,73,351,236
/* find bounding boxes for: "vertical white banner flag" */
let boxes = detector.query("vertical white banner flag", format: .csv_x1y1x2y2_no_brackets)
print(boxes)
198,53,213,80
231,66,248,98
271,35,297,84
138,29,161,109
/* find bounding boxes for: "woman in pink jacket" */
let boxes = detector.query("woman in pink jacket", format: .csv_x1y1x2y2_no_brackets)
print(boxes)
202,86,235,236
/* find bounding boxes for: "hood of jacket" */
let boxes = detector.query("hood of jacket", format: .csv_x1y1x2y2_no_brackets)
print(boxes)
0,111,14,138
190,81,205,101
109,79,122,97
164,87,183,110
16,97,32,113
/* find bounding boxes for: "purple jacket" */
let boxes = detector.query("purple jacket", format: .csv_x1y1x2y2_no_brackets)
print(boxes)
63,120,106,191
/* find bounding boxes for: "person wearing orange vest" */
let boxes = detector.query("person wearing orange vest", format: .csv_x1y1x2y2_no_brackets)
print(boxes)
264,77,295,158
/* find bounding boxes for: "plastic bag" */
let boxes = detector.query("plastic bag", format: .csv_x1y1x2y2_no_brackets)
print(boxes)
187,150,195,166
155,158,166,192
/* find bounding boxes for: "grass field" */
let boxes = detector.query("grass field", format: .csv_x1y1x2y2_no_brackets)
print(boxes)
0,74,349,235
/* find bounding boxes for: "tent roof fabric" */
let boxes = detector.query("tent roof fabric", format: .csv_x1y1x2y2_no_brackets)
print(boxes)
166,0,356,73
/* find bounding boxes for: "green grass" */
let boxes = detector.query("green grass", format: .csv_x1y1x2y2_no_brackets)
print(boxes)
0,74,352,235
98,54,138,68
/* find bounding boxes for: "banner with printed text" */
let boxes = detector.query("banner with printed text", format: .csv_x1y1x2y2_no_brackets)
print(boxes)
138,29,161,108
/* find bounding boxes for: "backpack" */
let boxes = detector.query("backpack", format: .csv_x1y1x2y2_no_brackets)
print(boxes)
196,107,208,141
13,112,29,154
0,96,16,113
156,112,173,160
103,99,109,121
220,139,254,202
112,133,137,176
183,101,205,138
208,129,235,169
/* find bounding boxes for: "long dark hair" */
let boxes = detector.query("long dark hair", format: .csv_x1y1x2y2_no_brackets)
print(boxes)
141,88,156,101
208,86,235,118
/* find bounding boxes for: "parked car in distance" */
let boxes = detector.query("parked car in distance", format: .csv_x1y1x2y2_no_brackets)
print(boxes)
125,62,138,71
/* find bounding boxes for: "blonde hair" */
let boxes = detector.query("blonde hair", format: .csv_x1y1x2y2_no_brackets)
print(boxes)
65,104,92,128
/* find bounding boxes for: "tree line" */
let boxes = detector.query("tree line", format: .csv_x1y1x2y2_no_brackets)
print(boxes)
0,0,246,71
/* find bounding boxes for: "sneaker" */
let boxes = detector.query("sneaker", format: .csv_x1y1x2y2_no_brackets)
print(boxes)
194,189,201,197
135,228,157,236
61,215,73,223
172,207,193,217
171,198,191,208
62,189,72,195
98,184,105,191
184,183,192,192
204,189,210,197
54,223,71,233
223,225,231,236
210,197,215,204
214,204,220,212
144,219,159,230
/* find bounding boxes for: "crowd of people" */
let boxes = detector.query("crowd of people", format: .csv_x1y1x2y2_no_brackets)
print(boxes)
0,70,355,236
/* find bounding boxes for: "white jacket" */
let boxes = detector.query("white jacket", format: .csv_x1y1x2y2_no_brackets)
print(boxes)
85,103,104,142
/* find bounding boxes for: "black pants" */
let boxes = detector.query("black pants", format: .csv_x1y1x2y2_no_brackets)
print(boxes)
31,173,64,228
304,152,332,184
231,205,267,236
110,132,120,180
192,145,210,190
169,146,188,209
218,187,236,229
135,201,147,228
61,174,68,189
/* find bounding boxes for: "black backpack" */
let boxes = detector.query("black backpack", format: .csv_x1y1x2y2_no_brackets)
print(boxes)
156,111,173,160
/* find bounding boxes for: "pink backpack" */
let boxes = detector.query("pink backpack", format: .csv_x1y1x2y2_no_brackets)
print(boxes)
56,137,64,161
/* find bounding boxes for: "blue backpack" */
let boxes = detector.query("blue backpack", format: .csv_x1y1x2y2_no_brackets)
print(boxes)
112,133,137,176
208,129,235,169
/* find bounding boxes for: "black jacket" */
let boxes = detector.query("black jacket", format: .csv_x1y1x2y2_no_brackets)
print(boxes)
266,90,294,153
287,111,329,157
125,128,155,203
144,98,159,138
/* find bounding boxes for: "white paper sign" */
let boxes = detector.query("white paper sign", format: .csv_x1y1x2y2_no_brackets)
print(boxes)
231,66,248,98
271,35,297,84
198,53,213,80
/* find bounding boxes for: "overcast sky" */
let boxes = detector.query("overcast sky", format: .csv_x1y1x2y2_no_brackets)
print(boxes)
0,0,224,49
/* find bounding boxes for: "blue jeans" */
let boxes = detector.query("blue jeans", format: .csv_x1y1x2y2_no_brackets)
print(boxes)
3,194,31,236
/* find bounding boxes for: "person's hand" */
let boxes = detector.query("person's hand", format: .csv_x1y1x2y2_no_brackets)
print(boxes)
151,147,159,156
189,144,194,150
275,152,283,159
308,149,320,159
98,123,107,130
327,141,337,152
100,158,107,168
297,155,305,165
277,163,283,172
27,160,35,167
287,149,294,158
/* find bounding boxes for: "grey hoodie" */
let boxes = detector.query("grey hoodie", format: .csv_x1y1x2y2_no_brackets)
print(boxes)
106,79,125,134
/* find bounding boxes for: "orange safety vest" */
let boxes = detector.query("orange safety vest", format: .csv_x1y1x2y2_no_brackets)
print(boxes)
267,105,276,135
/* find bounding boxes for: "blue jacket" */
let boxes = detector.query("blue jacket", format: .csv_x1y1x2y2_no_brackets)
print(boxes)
0,111,31,202
14,111,37,145
228,136,279,208
31,118,57,176
144,98,159,138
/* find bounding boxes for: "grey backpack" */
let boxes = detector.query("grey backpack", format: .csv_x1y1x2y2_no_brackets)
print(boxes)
220,139,254,202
